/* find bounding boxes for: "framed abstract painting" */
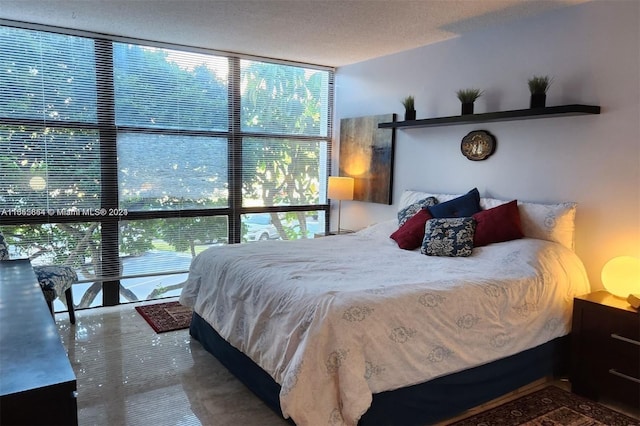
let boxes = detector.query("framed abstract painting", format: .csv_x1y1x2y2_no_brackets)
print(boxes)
339,114,396,205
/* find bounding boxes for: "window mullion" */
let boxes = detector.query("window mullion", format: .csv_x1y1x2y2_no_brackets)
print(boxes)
228,57,242,244
95,39,120,306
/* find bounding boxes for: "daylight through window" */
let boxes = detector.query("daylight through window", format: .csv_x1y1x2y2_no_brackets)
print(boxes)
0,24,333,310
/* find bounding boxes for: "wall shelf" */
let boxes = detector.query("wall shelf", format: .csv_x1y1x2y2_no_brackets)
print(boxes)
378,104,601,129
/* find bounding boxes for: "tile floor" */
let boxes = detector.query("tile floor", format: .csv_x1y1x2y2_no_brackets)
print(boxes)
55,300,638,426
56,299,287,426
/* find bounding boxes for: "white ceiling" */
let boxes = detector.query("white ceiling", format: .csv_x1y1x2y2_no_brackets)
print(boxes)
0,0,589,68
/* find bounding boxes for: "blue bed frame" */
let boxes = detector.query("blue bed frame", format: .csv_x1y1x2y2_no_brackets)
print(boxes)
190,312,569,425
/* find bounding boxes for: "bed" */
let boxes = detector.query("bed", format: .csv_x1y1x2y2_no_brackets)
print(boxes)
179,189,591,426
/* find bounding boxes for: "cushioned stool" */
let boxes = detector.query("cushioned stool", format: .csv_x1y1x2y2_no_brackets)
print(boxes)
0,230,76,324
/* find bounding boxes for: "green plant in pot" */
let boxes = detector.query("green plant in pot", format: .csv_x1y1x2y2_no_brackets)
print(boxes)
528,75,552,108
456,88,483,115
401,95,416,121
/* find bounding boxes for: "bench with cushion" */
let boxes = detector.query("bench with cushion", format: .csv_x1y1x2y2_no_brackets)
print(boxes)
0,230,76,324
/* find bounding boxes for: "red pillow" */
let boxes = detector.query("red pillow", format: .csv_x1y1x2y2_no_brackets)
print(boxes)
390,209,433,250
472,200,523,247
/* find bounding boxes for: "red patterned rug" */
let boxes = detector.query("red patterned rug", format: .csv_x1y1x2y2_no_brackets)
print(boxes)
447,385,638,425
135,301,192,333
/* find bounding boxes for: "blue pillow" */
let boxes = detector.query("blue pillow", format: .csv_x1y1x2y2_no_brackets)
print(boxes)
428,188,481,218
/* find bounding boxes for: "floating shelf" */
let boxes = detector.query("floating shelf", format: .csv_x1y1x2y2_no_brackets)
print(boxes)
378,104,601,129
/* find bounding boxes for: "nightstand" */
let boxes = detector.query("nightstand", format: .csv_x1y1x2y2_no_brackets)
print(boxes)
570,290,639,408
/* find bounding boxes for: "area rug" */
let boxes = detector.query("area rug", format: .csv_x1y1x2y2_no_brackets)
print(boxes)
447,385,638,426
135,301,192,333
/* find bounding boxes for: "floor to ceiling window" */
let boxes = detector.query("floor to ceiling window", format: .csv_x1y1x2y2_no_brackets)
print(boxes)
0,24,333,310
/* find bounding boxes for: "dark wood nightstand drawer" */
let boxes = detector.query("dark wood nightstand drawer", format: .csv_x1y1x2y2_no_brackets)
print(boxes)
609,329,640,374
606,330,640,406
571,291,640,409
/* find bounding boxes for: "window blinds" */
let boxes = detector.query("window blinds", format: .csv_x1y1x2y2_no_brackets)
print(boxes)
0,23,333,309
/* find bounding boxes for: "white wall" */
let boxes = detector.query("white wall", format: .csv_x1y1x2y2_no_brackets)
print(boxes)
333,0,640,290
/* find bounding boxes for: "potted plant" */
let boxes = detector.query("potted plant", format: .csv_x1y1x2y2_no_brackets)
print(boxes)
456,88,483,115
401,95,416,121
528,75,552,108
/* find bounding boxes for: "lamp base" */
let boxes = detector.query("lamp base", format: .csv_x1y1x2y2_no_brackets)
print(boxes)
628,293,640,309
336,200,342,236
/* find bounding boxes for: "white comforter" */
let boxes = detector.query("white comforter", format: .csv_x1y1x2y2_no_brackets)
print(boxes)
180,220,590,426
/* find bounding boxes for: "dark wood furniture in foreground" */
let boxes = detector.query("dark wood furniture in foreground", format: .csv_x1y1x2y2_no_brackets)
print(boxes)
0,258,78,425
571,290,640,409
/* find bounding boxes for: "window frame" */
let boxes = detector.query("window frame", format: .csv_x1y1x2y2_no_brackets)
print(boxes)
0,22,333,307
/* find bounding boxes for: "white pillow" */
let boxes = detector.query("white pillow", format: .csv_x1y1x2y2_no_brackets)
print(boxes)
519,201,577,251
398,190,460,212
482,197,577,250
399,190,577,251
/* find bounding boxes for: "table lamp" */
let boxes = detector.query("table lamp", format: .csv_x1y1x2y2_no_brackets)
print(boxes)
327,176,354,234
601,256,640,303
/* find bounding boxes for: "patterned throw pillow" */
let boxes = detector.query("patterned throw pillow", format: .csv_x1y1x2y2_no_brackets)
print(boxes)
0,230,9,260
421,217,476,257
397,196,438,227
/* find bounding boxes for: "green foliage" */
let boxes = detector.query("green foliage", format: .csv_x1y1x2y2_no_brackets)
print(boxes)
241,61,325,218
0,126,101,211
456,88,484,103
2,223,101,281
242,61,324,136
401,95,415,111
113,44,228,130
528,75,552,94
0,27,97,122
158,216,227,256
1,26,327,305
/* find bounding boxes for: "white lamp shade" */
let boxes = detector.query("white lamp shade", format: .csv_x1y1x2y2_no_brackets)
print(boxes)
327,176,354,201
601,256,640,298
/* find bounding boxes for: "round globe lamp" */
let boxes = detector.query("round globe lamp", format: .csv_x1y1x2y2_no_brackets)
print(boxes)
601,256,640,298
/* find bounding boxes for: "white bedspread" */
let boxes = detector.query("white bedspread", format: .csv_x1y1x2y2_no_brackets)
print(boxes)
180,220,590,426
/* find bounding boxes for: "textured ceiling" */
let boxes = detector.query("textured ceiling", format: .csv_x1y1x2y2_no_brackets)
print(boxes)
0,0,589,67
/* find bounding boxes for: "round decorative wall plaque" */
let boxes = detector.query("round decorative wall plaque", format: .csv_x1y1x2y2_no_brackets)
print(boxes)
460,130,496,161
